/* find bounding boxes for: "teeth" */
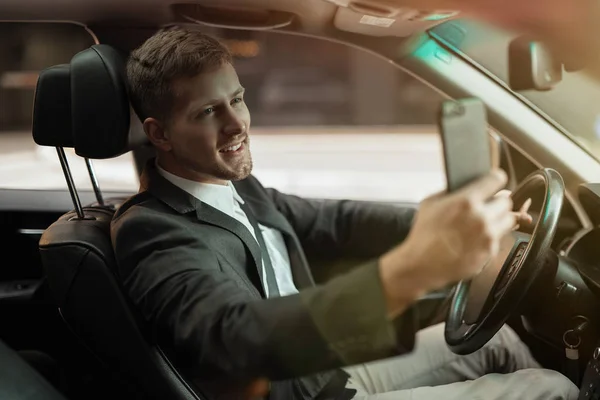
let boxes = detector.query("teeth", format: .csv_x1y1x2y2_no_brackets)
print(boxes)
223,143,242,152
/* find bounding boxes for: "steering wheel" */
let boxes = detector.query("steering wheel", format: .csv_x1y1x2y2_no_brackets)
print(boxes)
445,168,565,355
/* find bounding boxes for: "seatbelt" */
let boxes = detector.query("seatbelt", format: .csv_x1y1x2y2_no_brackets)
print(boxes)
239,202,280,298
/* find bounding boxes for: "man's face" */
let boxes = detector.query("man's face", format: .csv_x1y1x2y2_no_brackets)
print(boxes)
151,62,252,184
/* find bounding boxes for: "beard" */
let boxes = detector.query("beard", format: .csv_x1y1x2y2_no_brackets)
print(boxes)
219,136,253,181
168,138,253,184
208,141,253,182
216,155,253,181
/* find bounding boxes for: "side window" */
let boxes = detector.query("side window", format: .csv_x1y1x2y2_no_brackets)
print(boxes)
0,22,138,192
214,28,447,203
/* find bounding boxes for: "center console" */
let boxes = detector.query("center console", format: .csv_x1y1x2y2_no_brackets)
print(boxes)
579,347,600,399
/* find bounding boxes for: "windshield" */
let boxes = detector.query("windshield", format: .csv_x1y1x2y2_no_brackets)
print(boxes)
434,19,600,158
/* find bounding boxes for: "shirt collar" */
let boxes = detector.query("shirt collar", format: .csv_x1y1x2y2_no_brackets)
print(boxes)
156,161,245,219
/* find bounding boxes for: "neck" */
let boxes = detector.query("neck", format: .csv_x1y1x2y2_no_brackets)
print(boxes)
156,157,228,186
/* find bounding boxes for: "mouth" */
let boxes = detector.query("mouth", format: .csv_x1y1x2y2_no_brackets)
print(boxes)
219,138,246,155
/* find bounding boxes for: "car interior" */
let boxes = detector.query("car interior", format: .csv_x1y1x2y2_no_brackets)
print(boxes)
2,1,600,400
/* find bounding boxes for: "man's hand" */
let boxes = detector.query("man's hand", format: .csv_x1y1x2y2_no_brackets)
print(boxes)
200,378,270,400
243,379,270,399
515,197,533,228
495,190,533,230
379,170,516,317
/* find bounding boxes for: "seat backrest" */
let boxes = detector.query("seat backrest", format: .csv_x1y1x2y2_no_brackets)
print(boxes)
33,45,202,400
0,338,67,400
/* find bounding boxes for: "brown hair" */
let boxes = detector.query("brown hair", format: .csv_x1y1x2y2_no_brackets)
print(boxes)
126,26,232,124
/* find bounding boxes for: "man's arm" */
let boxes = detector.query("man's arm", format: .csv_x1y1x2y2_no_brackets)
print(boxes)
265,187,417,262
112,207,413,382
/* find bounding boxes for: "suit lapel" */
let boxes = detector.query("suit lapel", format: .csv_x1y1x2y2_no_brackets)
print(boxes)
239,192,294,237
193,204,265,295
140,159,316,293
140,160,266,297
238,191,316,289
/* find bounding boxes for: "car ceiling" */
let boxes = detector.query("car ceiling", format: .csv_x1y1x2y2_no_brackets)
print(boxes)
0,0,460,41
0,0,325,26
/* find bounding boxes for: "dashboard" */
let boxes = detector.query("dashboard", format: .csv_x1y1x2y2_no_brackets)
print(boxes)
520,183,600,399
564,184,600,293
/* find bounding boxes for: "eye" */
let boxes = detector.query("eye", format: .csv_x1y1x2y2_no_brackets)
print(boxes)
231,97,243,105
202,107,214,116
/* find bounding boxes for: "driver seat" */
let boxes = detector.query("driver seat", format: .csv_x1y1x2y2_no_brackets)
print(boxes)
32,44,203,400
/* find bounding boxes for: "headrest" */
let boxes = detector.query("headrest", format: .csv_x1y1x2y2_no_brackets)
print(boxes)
32,64,73,148
70,44,147,159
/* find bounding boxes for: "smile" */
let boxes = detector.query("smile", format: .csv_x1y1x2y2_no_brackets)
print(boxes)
220,142,242,152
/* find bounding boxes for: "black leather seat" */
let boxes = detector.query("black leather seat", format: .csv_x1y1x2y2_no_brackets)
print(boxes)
32,45,202,400
0,339,67,400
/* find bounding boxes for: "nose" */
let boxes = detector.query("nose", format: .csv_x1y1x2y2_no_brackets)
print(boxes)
223,107,246,137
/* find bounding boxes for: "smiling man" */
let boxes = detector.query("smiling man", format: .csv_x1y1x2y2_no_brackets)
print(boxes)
111,27,577,400
143,61,252,185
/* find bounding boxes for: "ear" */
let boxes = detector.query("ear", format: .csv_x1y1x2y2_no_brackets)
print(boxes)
143,117,172,152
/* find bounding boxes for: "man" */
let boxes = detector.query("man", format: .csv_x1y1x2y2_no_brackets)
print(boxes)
111,27,578,399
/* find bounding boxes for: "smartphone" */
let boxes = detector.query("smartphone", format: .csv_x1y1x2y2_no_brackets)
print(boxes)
438,98,492,192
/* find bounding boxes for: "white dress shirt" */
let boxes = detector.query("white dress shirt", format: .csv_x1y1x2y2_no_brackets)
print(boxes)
156,165,299,297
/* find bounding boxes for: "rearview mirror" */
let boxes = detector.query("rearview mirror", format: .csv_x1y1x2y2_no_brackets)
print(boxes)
508,36,563,91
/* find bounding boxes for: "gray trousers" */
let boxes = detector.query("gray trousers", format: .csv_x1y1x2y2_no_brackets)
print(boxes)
344,323,579,399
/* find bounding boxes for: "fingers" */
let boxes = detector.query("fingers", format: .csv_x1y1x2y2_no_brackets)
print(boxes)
511,198,533,229
423,189,447,202
493,212,519,241
520,198,533,217
244,379,270,400
481,194,517,246
482,193,515,227
458,169,508,202
495,192,533,229
495,189,512,198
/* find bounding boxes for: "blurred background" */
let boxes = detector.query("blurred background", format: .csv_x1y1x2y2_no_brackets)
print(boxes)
0,22,447,202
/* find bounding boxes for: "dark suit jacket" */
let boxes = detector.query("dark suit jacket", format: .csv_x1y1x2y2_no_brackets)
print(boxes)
111,160,418,399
